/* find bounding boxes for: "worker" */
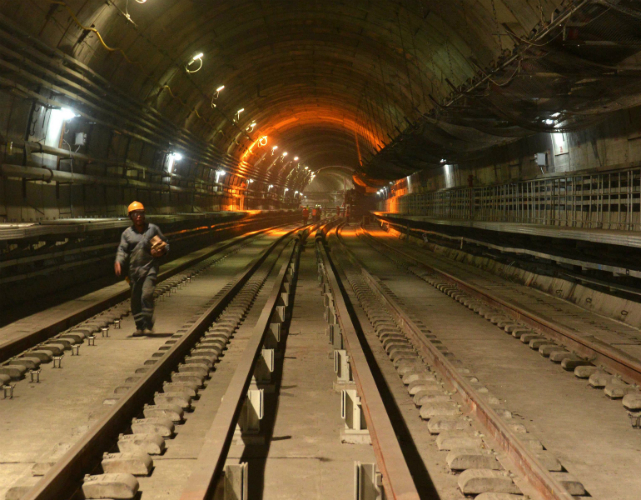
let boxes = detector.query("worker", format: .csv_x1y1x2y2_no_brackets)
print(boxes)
302,206,309,225
317,206,323,221
311,206,318,222
114,201,169,336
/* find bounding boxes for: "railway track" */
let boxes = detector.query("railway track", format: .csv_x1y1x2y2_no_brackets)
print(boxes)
7,228,304,500
4,218,638,500
0,226,279,365
329,221,641,499
361,222,641,412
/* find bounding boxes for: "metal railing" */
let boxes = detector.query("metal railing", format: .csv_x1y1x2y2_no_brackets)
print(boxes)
383,167,641,231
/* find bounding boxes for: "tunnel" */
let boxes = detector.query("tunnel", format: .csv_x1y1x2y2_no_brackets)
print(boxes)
1,1,641,500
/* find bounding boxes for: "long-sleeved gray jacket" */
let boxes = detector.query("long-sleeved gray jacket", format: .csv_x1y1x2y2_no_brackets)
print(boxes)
115,223,169,280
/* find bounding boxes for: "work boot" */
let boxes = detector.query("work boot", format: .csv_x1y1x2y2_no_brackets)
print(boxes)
143,328,154,335
133,329,145,337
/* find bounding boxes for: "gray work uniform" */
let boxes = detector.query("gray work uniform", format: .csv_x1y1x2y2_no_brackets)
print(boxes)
115,223,169,330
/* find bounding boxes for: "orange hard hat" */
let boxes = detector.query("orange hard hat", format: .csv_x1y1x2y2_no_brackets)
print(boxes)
127,201,145,213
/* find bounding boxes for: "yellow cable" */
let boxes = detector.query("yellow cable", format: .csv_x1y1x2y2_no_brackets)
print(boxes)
47,1,218,130
46,1,134,63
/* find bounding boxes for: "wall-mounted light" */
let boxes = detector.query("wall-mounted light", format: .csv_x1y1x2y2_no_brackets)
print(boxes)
211,85,225,107
60,108,79,121
271,145,278,155
236,108,245,121
166,152,182,173
304,166,309,170
268,184,273,191
185,52,204,73
282,152,288,157
440,158,446,164
246,121,257,132
545,119,555,125
294,156,299,161
284,188,289,193
258,136,268,147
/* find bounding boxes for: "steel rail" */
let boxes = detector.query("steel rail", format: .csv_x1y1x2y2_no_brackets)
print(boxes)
334,225,574,500
317,226,421,500
361,226,641,386
22,225,303,500
178,230,303,500
0,228,270,364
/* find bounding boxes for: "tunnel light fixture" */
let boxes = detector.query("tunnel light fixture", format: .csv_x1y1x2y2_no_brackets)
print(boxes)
551,112,561,118
185,53,204,73
248,179,254,183
236,108,245,121
294,156,299,161
216,85,225,93
246,121,257,132
282,152,288,157
440,158,446,164
60,108,79,121
304,166,309,170
172,152,183,161
268,184,273,191
284,188,289,193
545,119,555,125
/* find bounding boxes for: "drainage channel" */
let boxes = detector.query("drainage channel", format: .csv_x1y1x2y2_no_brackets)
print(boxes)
11,225,306,500
327,222,584,500
359,224,641,424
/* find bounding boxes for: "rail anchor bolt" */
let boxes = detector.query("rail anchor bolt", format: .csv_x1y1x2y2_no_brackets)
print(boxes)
52,355,63,368
2,384,15,399
101,327,109,338
88,336,96,346
72,345,81,356
29,369,41,383
114,320,121,329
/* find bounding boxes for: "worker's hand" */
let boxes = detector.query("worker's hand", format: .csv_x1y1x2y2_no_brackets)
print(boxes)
114,262,122,277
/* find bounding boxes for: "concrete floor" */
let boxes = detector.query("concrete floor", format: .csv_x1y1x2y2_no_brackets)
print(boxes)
342,225,641,500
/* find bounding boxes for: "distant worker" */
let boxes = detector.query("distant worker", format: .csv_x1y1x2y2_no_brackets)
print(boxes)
311,206,318,223
114,201,169,336
302,206,309,225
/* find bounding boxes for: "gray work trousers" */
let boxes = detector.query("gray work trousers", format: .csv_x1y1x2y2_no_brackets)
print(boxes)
130,272,156,330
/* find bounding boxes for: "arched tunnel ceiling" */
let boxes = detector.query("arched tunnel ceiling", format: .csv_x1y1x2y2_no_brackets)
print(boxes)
304,166,355,194
5,0,641,187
